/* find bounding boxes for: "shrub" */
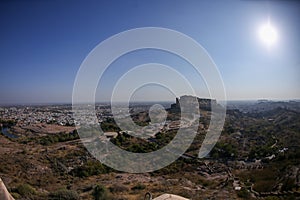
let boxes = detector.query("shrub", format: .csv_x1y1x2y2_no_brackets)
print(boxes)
281,177,296,191
11,192,21,199
253,180,276,193
16,183,36,197
93,185,110,200
109,183,129,193
70,160,111,177
236,188,250,199
264,197,280,200
210,142,237,159
131,183,146,191
39,132,79,145
49,189,79,200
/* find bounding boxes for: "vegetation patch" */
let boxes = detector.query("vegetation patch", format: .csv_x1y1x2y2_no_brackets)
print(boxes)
49,189,80,200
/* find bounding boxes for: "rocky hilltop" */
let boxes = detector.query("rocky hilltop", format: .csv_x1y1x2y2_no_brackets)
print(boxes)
170,95,217,112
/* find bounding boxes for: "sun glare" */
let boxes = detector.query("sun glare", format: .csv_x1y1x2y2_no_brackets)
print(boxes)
258,21,278,47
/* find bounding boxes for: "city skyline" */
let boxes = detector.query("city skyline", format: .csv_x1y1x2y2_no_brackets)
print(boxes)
0,0,299,104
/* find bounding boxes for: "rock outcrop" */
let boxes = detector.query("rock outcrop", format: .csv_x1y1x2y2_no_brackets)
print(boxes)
0,178,15,200
153,194,189,200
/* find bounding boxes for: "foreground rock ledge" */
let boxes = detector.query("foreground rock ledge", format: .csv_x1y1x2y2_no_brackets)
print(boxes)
0,178,15,200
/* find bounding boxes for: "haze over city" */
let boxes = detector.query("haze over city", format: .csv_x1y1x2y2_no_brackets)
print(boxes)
0,0,299,104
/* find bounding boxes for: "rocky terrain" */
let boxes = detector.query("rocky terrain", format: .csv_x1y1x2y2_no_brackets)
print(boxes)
0,99,299,199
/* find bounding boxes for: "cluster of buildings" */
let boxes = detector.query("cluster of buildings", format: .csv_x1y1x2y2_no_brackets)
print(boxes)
0,105,74,126
0,104,114,127
0,103,174,127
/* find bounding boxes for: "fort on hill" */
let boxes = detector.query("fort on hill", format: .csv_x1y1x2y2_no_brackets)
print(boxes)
170,95,217,112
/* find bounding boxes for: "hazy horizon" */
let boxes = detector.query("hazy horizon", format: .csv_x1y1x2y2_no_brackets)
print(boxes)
1,98,299,107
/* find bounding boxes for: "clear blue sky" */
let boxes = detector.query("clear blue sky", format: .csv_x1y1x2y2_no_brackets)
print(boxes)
0,0,299,104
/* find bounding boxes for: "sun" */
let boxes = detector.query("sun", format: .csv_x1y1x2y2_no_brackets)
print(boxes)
258,21,278,47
